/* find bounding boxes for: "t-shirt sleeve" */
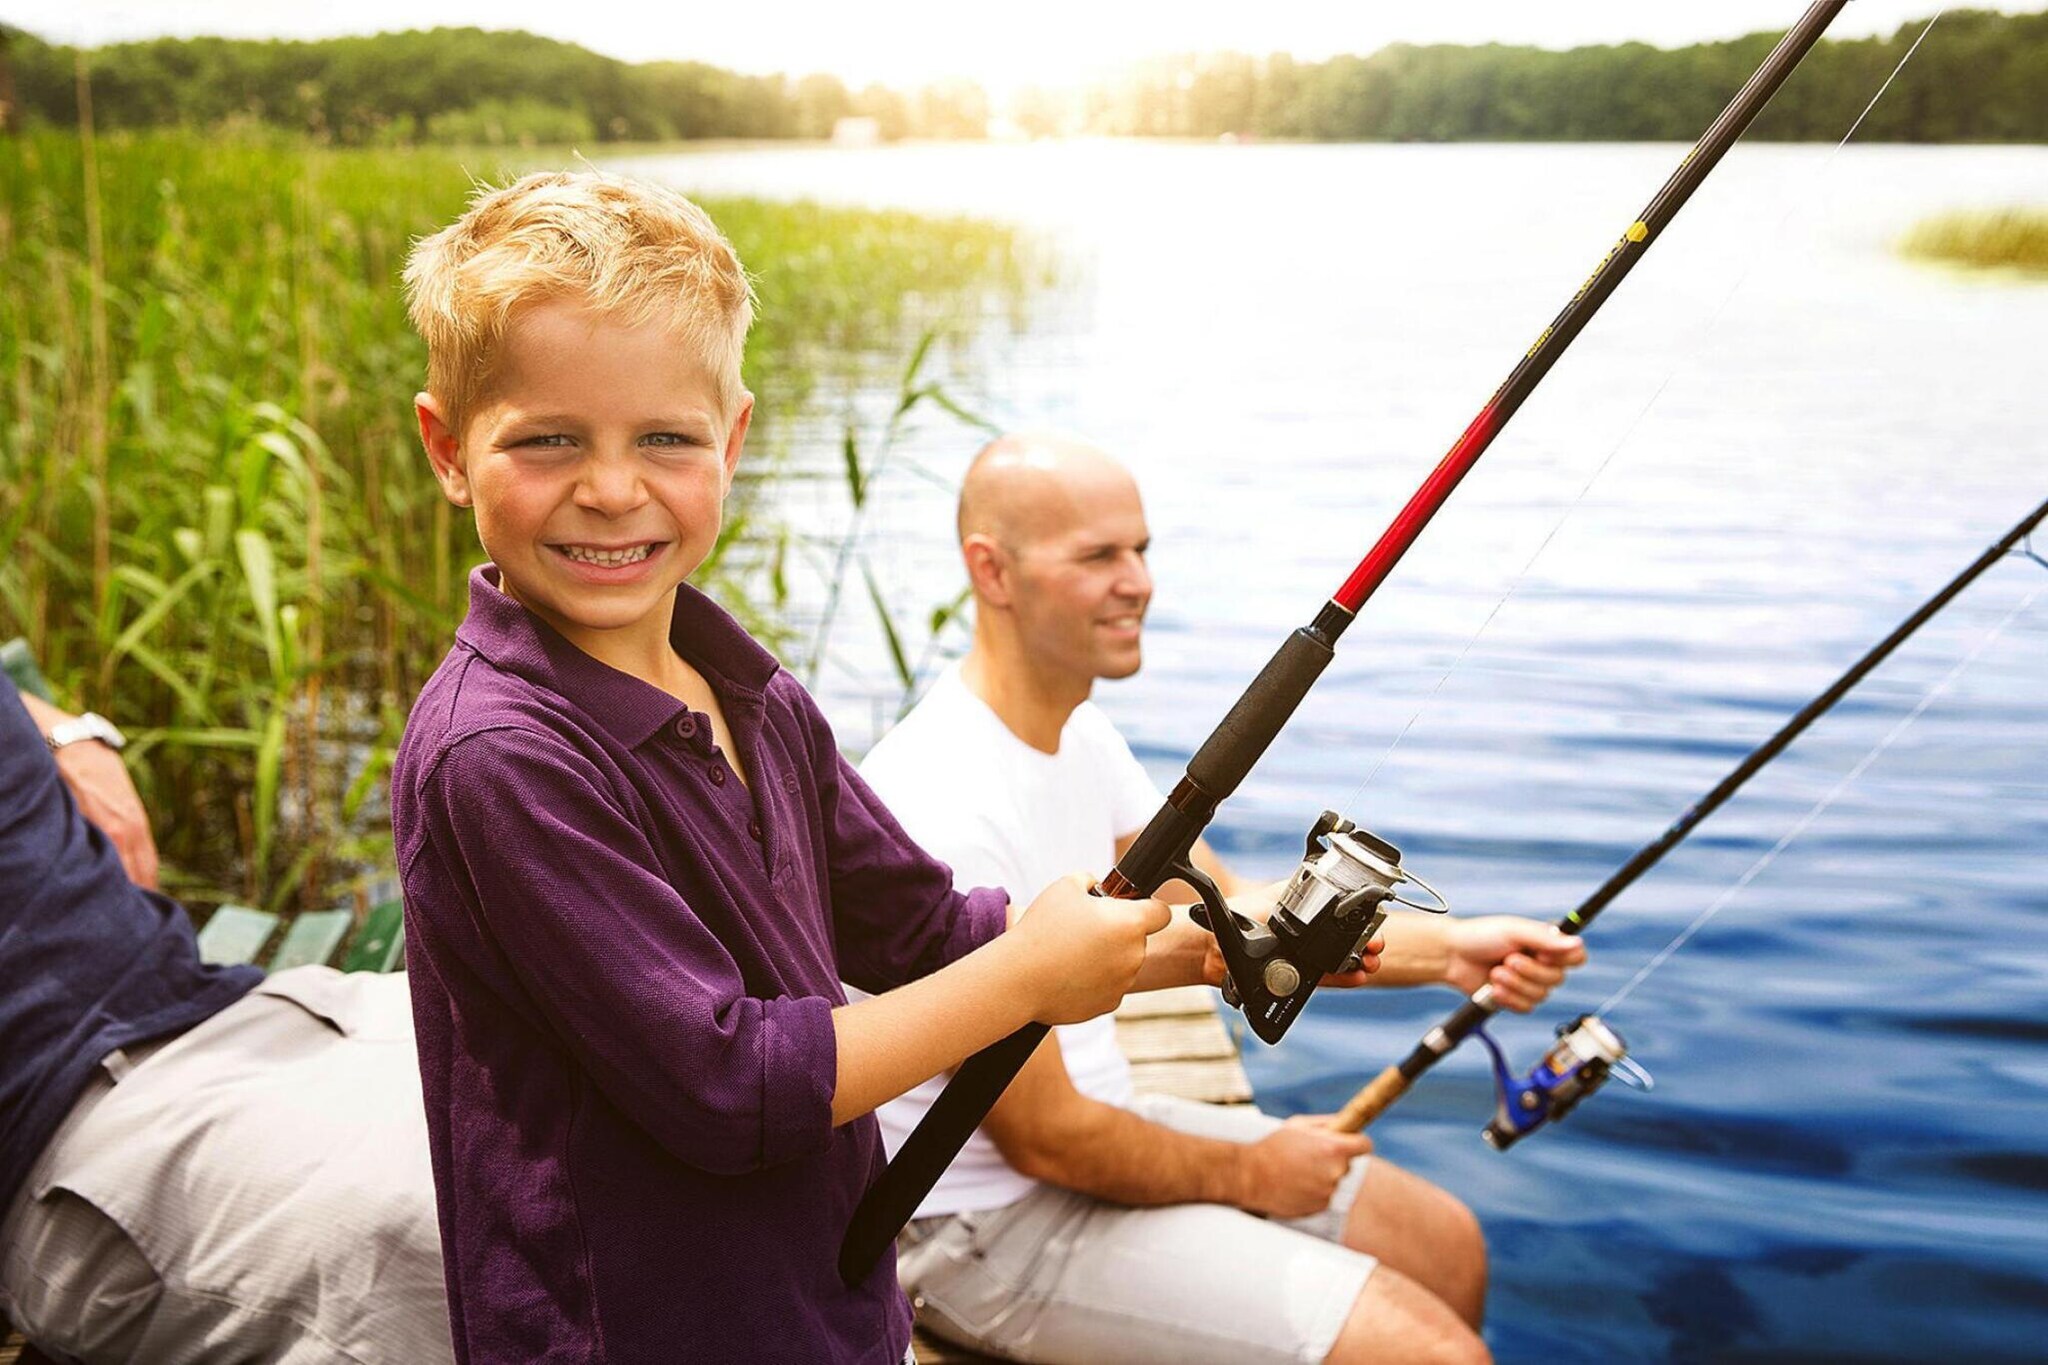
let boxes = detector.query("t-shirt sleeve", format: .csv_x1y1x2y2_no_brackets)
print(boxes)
415,725,836,1176
800,704,1009,997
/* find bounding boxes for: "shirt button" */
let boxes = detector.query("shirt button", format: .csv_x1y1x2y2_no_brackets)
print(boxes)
748,820,763,841
673,715,698,741
709,765,727,786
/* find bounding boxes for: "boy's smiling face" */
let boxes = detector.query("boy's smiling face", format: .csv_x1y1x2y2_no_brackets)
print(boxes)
417,298,751,658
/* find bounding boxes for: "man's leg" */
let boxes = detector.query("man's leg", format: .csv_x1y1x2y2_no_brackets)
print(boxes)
1340,1161,1488,1328
1128,1095,1489,1328
1327,1263,1491,1365
6,968,451,1364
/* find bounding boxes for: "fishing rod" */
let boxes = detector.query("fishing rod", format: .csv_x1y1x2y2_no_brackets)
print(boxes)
1332,495,2048,1143
839,0,1854,1284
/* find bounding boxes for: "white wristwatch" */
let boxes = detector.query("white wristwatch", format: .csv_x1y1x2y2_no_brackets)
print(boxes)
45,711,128,753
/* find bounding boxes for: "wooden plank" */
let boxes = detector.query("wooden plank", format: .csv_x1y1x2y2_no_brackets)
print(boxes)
196,905,278,967
1115,1013,1239,1064
1114,983,1222,1018
1127,1056,1255,1105
269,909,352,971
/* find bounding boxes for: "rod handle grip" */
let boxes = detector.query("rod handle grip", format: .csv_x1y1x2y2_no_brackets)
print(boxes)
1334,1066,1410,1134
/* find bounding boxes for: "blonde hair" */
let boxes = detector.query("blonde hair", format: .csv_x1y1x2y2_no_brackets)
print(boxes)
403,171,755,430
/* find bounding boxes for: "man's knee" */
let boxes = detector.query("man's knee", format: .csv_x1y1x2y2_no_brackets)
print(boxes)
1324,1262,1490,1365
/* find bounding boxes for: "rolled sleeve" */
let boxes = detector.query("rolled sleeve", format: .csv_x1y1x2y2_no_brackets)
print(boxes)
418,726,838,1175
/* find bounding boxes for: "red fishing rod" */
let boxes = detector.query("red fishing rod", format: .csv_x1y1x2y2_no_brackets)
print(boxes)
841,0,1853,1285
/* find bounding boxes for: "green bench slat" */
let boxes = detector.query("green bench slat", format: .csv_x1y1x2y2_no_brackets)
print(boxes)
196,905,279,966
269,908,353,971
342,897,405,973
1,637,55,704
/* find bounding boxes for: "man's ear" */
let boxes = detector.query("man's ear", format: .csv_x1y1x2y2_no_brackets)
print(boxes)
961,533,1013,608
721,392,754,495
415,393,472,507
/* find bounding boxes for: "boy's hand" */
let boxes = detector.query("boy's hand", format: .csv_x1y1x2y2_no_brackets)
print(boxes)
1231,1116,1373,1218
1011,874,1171,1025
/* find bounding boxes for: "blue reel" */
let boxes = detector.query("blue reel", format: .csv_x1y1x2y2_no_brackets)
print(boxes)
1475,1013,1650,1151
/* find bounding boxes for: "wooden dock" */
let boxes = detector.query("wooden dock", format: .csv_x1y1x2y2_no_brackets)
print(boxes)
913,984,1249,1364
2,987,1249,1365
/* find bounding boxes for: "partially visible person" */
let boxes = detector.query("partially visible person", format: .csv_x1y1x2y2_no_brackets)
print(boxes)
391,172,1218,1363
0,673,452,1363
859,433,1590,1365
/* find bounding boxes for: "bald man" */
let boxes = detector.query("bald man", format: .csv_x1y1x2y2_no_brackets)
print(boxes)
857,434,1586,1365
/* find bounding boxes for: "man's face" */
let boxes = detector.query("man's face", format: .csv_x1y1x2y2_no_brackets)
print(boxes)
1007,474,1152,684
429,298,750,646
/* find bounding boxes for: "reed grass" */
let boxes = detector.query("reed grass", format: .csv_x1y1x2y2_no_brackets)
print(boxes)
1,127,1036,914
1902,207,2048,274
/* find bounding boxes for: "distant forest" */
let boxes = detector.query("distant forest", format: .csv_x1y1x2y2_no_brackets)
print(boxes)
4,10,2044,145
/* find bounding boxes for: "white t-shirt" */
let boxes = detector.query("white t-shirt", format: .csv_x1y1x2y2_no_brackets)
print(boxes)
855,663,1165,1217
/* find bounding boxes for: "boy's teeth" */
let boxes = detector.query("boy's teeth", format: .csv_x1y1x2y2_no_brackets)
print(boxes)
563,544,654,567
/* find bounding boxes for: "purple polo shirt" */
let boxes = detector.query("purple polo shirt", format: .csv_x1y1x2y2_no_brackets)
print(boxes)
391,566,1008,1363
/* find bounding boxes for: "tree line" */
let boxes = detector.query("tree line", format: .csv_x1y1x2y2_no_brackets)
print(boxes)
3,10,2042,146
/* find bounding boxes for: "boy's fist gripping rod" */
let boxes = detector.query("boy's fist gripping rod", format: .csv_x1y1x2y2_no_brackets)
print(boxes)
839,0,1848,1286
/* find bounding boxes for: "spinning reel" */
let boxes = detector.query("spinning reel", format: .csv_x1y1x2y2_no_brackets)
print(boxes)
1475,1013,1652,1151
1190,810,1447,1045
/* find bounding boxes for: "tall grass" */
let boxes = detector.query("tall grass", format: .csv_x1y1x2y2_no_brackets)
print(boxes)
1902,208,2048,274
0,126,1036,914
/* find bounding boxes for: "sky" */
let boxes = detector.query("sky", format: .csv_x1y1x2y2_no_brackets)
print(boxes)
7,1,2024,98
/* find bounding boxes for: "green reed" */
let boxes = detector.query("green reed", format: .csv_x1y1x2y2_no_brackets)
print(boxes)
1902,208,2048,274
1,127,1035,914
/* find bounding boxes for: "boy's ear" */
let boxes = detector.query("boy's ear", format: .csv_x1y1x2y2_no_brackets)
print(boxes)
415,393,472,507
720,393,754,496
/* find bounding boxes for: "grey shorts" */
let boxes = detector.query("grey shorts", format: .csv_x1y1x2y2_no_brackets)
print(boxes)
0,967,451,1364
897,1094,1375,1365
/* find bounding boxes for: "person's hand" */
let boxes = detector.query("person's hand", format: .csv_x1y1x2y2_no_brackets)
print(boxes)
1441,915,1585,1011
1197,877,1381,991
45,719,161,890
1232,1115,1373,1218
1011,874,1171,1025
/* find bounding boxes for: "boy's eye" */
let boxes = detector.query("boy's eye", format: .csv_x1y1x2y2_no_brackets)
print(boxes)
643,431,709,449
515,433,572,448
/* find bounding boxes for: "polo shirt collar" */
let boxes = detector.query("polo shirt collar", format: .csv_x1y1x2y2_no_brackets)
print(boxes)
455,564,782,750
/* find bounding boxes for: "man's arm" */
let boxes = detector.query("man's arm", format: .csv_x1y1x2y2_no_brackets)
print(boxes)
981,1029,1369,1219
16,691,160,889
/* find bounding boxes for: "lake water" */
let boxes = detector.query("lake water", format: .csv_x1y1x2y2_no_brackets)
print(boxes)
612,140,2048,1360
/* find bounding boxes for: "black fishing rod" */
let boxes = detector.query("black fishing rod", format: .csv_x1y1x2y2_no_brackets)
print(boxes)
840,1,1853,1285
1333,494,2048,1137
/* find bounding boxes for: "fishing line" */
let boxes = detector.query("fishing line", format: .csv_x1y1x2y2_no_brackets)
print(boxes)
1599,575,2043,1015
1342,10,1948,809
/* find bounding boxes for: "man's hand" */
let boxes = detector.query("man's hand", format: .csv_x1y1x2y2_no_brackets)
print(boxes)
1231,1115,1373,1219
1441,915,1585,1011
1195,876,1382,992
23,695,160,889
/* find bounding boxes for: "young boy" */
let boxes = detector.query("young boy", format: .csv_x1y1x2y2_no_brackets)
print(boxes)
390,171,1176,1363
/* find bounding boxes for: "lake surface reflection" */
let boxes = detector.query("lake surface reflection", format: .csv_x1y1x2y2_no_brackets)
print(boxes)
614,140,2048,1361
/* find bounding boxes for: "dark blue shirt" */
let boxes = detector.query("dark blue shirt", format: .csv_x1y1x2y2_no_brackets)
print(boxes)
0,674,260,1210
392,568,1007,1364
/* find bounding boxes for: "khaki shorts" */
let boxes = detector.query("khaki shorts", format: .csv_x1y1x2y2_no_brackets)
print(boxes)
898,1094,1375,1365
0,967,451,1364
